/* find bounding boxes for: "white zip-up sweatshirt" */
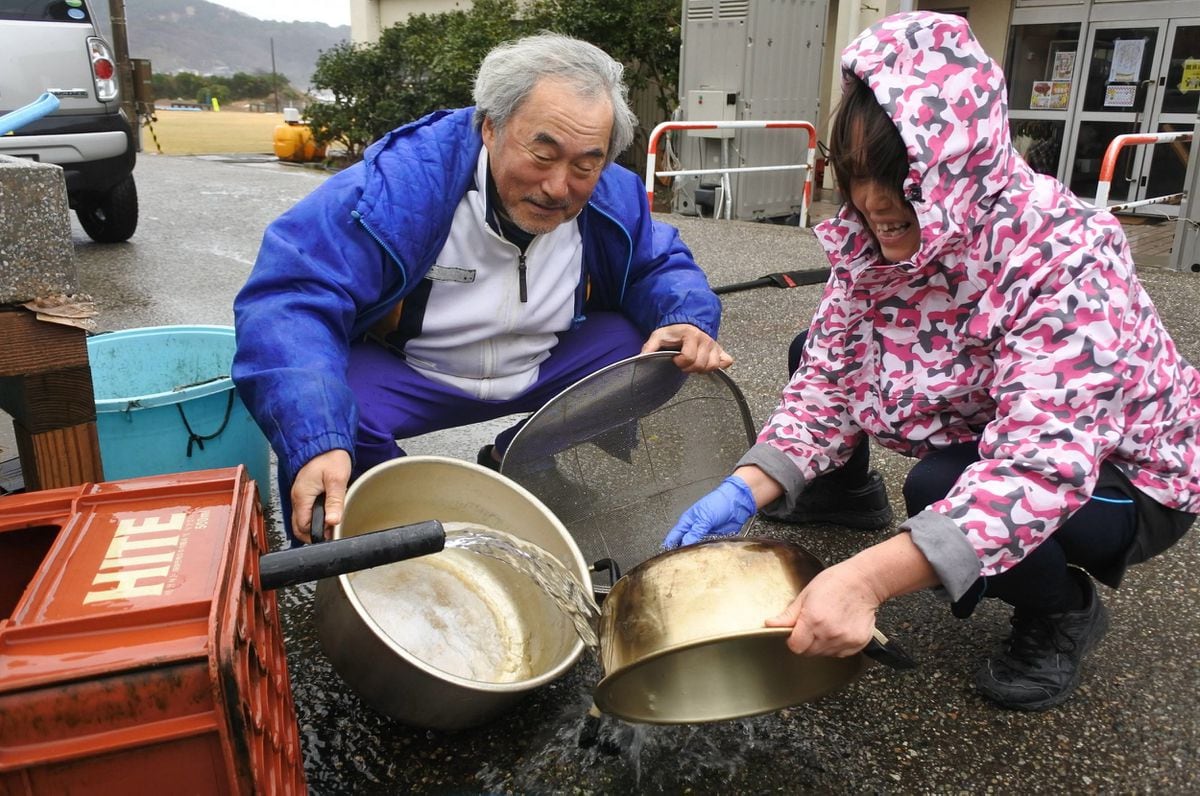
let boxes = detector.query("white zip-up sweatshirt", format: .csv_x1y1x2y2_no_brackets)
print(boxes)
402,149,583,400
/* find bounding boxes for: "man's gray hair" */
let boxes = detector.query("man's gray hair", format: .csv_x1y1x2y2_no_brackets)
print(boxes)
473,33,637,164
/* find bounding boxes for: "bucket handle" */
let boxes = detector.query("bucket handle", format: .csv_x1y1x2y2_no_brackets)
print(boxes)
177,390,235,457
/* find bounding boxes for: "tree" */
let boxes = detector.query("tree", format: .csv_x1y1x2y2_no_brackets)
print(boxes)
171,71,206,102
305,0,682,161
305,41,385,157
200,83,231,105
527,0,681,117
147,70,297,107
307,0,526,157
228,71,276,100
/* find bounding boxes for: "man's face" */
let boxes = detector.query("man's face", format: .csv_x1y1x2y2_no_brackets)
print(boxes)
481,79,613,236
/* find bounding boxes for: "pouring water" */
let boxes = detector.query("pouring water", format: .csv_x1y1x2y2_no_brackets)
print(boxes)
443,521,601,654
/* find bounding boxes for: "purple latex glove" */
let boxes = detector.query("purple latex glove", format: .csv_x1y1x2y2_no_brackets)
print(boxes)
663,475,756,549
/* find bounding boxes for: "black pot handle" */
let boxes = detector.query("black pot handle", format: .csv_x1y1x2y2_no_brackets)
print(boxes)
311,493,327,543
590,558,621,590
864,627,917,670
259,505,446,591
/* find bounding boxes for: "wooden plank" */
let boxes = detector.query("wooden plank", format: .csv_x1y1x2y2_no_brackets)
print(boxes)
0,366,96,432
14,420,103,491
0,455,23,494
0,308,90,377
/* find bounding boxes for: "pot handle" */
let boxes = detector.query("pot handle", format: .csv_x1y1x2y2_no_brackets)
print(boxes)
864,627,917,670
590,558,621,591
258,499,446,590
311,493,327,543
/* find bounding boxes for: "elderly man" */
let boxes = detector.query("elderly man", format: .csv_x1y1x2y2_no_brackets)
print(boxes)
233,33,731,543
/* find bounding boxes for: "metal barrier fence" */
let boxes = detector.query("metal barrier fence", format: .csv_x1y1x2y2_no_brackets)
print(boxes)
1094,131,1193,213
644,120,817,227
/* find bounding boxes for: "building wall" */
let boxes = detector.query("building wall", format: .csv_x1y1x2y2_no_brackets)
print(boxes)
351,0,471,44
918,0,1012,62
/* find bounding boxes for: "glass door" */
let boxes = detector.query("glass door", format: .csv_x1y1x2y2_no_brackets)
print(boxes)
1065,22,1165,205
1005,20,1085,180
1142,20,1200,215
1065,18,1200,216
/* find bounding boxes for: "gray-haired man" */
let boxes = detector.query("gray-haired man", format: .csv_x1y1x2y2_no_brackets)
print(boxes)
233,33,732,544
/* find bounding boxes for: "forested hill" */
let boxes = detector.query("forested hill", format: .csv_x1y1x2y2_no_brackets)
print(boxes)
90,0,350,90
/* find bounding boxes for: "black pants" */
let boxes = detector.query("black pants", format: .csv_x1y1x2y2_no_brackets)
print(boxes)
904,441,1136,615
788,331,1137,615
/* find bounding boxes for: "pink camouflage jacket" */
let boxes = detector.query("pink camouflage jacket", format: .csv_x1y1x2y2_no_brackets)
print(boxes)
738,12,1200,601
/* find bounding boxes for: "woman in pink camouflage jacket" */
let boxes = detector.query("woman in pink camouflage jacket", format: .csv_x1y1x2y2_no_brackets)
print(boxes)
664,11,1200,710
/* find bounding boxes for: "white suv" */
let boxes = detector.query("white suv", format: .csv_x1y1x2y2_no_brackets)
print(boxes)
0,0,137,242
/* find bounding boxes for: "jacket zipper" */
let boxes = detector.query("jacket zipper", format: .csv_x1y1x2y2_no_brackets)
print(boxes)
350,210,409,336
518,252,528,303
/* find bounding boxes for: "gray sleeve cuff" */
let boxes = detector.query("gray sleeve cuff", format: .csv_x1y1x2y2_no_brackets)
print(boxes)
736,443,807,514
904,509,981,601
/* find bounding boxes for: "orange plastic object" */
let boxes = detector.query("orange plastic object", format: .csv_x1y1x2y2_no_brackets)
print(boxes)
0,467,306,795
273,123,326,163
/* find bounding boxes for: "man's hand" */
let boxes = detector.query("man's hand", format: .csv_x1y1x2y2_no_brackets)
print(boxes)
291,449,352,544
643,324,734,373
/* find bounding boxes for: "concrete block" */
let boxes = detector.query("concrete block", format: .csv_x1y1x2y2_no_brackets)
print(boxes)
0,155,77,304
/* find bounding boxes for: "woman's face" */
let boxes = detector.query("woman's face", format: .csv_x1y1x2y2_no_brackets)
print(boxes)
848,179,921,263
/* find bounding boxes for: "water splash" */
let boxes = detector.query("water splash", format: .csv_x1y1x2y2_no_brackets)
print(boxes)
443,521,601,654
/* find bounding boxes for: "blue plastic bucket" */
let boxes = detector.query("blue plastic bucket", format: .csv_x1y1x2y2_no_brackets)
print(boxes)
87,325,271,505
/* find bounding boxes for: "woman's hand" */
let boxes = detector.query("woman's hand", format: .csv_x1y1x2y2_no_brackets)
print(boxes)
765,533,942,657
663,475,757,549
765,558,882,657
662,466,785,549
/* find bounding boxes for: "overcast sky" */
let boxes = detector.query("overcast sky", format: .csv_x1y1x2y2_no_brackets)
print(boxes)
208,1,350,28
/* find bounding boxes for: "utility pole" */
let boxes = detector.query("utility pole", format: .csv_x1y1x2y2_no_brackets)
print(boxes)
107,0,137,141
270,37,280,113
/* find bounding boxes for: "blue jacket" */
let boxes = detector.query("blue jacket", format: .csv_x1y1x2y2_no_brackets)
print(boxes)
233,107,721,479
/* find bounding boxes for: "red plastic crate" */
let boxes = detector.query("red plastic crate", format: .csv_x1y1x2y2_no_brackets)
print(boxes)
0,467,305,795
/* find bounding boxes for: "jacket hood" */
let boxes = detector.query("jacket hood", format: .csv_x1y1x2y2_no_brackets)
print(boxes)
820,12,1016,270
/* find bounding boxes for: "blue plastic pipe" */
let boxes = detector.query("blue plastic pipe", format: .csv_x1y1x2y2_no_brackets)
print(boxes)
0,92,61,137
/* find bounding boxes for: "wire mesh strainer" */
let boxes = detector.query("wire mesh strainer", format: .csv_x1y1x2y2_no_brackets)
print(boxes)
500,352,757,595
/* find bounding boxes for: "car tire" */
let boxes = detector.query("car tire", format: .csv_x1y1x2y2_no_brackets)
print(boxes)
76,174,138,243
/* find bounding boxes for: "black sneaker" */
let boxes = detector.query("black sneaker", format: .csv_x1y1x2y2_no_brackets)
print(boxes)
974,569,1109,711
762,470,893,530
476,444,502,472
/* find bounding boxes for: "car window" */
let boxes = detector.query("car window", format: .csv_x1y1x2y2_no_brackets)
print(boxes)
0,0,92,22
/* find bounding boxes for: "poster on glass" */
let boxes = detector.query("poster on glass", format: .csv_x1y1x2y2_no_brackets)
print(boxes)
1030,40,1075,110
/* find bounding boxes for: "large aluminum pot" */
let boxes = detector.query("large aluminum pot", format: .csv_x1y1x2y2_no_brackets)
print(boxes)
595,537,878,724
315,456,592,731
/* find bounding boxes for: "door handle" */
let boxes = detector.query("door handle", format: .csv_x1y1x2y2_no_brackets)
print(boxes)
1124,79,1158,184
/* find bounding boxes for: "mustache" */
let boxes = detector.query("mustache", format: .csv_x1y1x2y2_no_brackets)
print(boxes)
524,195,570,211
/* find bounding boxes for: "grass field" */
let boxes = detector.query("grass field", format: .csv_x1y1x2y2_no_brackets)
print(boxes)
142,108,288,155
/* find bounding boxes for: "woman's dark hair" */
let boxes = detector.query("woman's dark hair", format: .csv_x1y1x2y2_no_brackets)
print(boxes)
827,72,909,199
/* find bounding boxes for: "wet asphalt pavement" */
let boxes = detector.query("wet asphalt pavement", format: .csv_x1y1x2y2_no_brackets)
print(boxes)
11,153,1200,792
